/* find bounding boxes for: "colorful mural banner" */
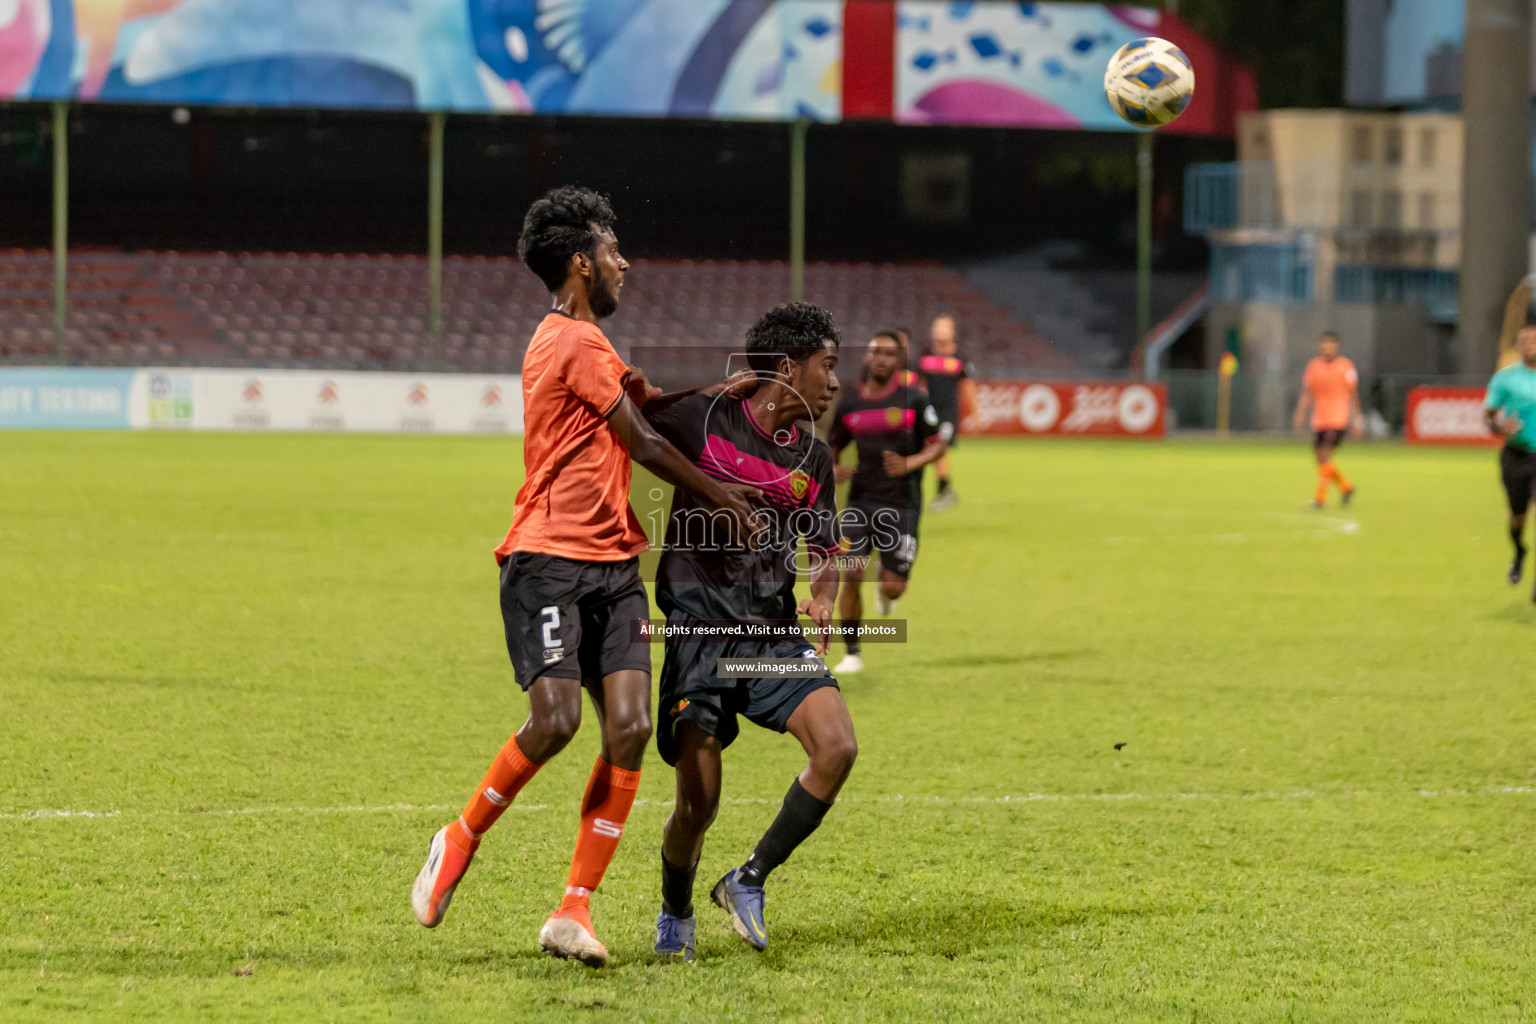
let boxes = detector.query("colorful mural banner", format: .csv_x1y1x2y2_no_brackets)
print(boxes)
0,0,844,118
896,1,1159,131
0,1,1249,133
892,2,1253,136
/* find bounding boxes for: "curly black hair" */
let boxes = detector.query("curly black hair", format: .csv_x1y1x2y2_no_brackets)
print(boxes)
517,186,617,292
745,302,840,377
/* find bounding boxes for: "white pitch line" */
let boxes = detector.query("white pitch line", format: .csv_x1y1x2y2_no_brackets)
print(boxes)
3,787,1532,822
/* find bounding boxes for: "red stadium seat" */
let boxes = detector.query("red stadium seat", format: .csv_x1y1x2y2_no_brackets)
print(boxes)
0,250,1072,373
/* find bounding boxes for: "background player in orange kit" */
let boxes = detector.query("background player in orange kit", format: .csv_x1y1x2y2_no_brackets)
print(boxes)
1292,332,1363,510
410,187,758,968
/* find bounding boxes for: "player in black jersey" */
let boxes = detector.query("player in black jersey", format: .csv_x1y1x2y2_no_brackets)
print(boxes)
919,314,976,509
828,331,947,675
643,303,854,959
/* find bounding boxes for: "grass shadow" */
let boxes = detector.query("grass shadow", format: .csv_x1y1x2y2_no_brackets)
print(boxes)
773,896,1168,963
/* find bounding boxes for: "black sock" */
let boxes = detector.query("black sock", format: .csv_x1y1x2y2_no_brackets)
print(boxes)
1514,525,1527,557
661,852,697,918
843,618,861,655
937,477,952,495
736,778,833,887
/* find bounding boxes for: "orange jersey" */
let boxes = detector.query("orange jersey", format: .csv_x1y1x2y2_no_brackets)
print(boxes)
1303,356,1358,430
495,313,648,563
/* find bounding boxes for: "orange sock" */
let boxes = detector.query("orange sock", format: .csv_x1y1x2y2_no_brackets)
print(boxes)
459,735,541,840
1327,461,1352,493
1315,466,1330,505
558,757,642,912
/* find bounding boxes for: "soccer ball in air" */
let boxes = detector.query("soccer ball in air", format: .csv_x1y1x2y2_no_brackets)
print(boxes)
1104,37,1195,128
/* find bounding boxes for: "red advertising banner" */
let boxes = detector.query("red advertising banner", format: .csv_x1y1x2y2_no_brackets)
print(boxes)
969,381,1167,438
1405,386,1498,446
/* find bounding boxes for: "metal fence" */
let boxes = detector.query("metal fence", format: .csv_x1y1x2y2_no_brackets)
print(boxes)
1334,267,1458,321
1208,243,1315,304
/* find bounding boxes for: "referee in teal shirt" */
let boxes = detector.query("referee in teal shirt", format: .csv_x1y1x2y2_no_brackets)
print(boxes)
1486,325,1536,589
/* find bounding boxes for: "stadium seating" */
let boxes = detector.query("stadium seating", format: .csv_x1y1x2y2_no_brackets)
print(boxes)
0,250,1074,375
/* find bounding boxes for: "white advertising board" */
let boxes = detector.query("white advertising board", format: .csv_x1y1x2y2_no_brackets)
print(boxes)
123,369,524,435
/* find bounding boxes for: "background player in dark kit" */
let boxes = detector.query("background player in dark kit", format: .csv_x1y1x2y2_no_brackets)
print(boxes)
411,187,758,969
919,314,976,510
828,331,946,674
642,303,856,959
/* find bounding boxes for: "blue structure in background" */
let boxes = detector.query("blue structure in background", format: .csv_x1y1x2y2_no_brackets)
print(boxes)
0,369,134,429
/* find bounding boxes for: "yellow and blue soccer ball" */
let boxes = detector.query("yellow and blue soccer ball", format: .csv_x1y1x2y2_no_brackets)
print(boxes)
1104,37,1195,128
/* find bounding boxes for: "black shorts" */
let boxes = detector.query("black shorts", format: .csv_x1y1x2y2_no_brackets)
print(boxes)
656,624,838,766
1313,428,1346,450
498,552,652,690
838,499,919,579
1501,445,1536,516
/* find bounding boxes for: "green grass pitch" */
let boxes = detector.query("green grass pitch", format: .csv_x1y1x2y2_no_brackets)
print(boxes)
2,432,1533,1022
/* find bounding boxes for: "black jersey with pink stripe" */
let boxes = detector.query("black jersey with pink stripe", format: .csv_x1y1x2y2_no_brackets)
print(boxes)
827,379,943,508
919,353,973,418
647,394,839,622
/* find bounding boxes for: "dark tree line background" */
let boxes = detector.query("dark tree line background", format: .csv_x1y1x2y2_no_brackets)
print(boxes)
1168,0,1346,109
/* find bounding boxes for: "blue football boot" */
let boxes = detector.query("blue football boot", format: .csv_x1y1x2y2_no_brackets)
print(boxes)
710,868,768,951
654,908,696,961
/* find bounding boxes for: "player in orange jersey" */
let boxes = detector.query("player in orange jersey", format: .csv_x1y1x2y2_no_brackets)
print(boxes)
1292,332,1363,510
411,187,758,968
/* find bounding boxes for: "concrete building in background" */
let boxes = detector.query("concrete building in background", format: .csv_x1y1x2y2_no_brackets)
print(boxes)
1185,110,1464,428
1348,0,1536,106
1187,1,1536,427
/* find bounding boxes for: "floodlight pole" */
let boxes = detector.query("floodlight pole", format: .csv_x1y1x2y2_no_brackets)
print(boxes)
789,117,808,303
1136,129,1154,372
51,101,68,364
427,111,446,372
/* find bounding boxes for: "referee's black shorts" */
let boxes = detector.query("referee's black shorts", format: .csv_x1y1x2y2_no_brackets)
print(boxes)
1500,444,1536,516
1313,428,1346,451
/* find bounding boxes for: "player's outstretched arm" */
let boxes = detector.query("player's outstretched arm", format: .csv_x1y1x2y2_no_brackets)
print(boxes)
1292,386,1311,432
623,364,664,407
1349,382,1365,440
639,369,759,418
606,395,763,544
